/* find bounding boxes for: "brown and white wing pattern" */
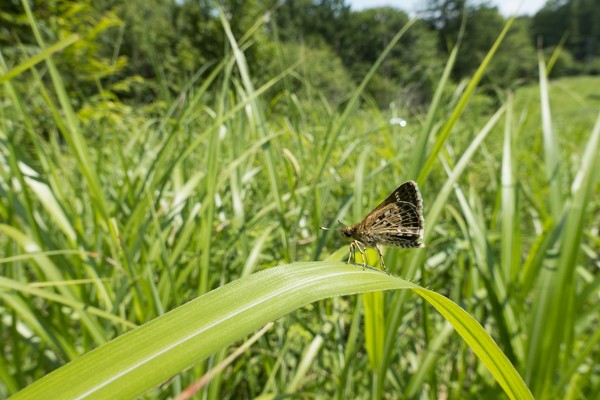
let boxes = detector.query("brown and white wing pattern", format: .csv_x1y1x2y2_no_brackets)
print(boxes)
360,181,424,248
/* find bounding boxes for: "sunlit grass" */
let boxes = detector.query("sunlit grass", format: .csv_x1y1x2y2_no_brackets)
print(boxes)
1,8,599,400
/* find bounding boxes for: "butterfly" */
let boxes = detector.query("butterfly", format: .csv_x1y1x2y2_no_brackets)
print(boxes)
322,181,424,273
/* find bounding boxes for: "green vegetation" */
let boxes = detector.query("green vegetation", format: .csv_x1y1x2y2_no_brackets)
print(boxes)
1,1,600,399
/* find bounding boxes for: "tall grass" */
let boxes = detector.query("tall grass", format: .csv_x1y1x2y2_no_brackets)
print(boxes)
1,5,600,400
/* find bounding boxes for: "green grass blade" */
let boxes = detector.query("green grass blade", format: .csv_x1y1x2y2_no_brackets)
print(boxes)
219,7,290,261
426,105,505,237
417,16,515,184
0,276,135,330
526,113,600,398
380,105,505,384
19,163,77,243
0,34,79,84
11,263,531,400
538,55,562,219
405,323,455,397
500,94,521,285
314,18,418,185
409,17,463,178
414,288,533,400
0,225,108,344
22,1,109,221
287,335,324,393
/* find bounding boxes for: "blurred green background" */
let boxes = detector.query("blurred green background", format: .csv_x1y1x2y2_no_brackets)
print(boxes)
1,0,599,398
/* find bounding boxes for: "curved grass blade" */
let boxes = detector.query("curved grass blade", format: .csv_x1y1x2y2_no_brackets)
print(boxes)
11,263,532,400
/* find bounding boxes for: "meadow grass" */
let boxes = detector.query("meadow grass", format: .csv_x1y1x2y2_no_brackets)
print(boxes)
1,11,600,400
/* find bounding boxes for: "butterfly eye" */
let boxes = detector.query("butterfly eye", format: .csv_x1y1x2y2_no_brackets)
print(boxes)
342,230,352,238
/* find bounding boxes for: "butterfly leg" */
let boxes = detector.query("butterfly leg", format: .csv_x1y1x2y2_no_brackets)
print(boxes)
376,244,389,274
355,241,368,268
346,242,355,264
348,241,368,268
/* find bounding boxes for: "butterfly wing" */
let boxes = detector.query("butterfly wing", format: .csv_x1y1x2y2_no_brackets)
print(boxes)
362,181,425,247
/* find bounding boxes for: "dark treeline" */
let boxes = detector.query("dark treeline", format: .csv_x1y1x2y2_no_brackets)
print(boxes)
2,0,599,109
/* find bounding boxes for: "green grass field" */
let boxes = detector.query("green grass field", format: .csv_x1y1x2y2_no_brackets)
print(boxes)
1,16,600,400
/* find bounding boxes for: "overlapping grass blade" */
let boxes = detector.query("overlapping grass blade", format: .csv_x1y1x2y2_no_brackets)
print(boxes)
417,16,516,184
0,34,79,84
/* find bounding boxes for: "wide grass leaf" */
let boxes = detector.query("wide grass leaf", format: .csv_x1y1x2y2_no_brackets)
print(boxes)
11,263,532,400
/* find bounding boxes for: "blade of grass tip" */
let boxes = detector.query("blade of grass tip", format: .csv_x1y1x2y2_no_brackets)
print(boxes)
21,1,109,221
0,34,79,84
405,322,454,397
538,55,562,219
519,218,557,291
219,7,290,262
527,113,600,397
340,296,363,398
500,94,521,286
287,335,324,393
417,16,515,185
314,18,418,186
241,227,273,277
414,288,533,400
545,31,569,76
410,11,465,178
545,112,600,395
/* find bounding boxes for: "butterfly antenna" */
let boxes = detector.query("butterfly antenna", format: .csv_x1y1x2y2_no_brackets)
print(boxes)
320,221,346,231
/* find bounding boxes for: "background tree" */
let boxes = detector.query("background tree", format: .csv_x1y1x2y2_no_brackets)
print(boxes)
274,0,350,49
486,17,538,88
4,0,598,111
338,8,442,107
274,2,442,108
532,0,600,74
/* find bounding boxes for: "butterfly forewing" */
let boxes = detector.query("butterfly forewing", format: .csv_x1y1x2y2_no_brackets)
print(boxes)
360,181,424,247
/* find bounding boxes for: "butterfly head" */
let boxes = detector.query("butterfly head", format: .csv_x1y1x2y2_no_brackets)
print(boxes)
341,225,355,238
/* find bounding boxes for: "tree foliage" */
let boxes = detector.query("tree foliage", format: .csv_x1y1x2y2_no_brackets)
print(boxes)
531,0,600,74
532,0,600,60
2,0,598,111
